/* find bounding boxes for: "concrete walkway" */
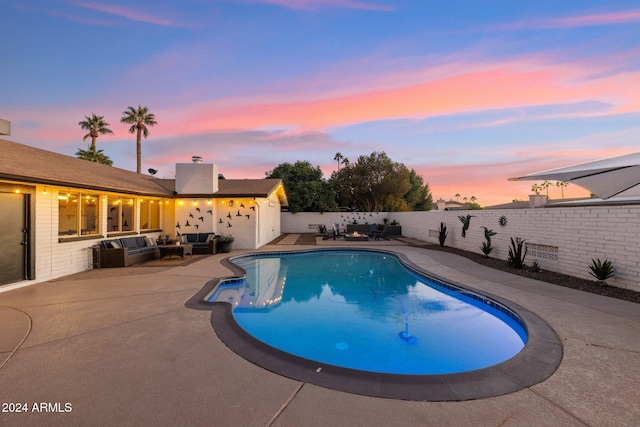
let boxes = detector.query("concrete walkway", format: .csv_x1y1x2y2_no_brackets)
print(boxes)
0,240,638,426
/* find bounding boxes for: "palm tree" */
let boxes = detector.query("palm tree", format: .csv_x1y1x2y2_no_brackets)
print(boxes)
556,181,569,198
455,193,460,201
531,184,542,195
334,152,344,170
76,145,113,166
470,196,477,203
120,105,157,174
78,113,113,149
541,180,552,197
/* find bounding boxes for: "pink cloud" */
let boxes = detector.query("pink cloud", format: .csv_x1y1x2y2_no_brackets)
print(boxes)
75,1,192,27
551,8,640,28
497,8,640,30
157,59,640,137
251,0,393,11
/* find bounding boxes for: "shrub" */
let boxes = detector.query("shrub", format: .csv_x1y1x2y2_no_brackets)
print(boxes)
480,241,493,257
217,234,235,244
508,237,527,269
438,222,447,247
589,258,615,284
531,259,542,272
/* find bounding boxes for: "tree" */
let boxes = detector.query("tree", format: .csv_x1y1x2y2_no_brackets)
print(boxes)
266,161,338,213
120,105,157,174
404,169,433,211
76,145,113,166
334,152,344,171
556,181,569,198
541,180,552,197
455,193,460,201
330,151,431,212
531,183,542,195
78,113,113,149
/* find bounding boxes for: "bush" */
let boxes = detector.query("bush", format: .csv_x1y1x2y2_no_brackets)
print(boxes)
480,241,493,257
217,234,235,244
589,258,615,284
508,237,527,269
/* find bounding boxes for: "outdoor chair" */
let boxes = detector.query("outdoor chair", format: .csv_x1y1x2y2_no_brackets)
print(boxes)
374,225,390,241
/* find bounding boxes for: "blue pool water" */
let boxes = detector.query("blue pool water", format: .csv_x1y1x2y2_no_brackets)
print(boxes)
208,250,527,375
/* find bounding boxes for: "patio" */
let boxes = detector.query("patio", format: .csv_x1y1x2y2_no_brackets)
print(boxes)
0,236,638,426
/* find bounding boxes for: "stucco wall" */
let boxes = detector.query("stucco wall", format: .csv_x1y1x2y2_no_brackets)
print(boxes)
282,207,640,292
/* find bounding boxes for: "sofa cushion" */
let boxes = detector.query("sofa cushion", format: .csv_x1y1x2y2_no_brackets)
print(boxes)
110,240,121,249
197,232,214,243
144,236,157,247
136,236,147,247
183,233,198,243
121,237,139,249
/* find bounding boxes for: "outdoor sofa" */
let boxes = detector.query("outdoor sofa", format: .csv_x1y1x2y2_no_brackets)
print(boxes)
179,232,218,254
98,236,160,268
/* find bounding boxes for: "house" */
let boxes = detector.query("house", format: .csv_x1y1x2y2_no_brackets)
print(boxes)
434,198,468,210
0,131,287,290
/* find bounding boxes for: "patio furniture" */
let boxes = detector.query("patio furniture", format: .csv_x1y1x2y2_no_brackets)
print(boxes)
373,225,390,241
98,236,161,268
344,233,369,241
159,243,193,259
179,232,218,254
322,224,344,240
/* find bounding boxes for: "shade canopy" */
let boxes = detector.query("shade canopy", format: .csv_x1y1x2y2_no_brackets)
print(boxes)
509,152,640,199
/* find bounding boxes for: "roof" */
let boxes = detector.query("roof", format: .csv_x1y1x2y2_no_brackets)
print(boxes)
165,178,287,204
0,139,172,196
0,139,287,204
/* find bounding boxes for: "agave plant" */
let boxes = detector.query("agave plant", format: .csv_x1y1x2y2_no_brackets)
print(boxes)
589,258,615,284
438,222,447,247
478,226,497,257
480,241,494,257
507,237,527,269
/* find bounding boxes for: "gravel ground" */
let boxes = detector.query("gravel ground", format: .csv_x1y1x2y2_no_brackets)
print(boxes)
417,244,640,304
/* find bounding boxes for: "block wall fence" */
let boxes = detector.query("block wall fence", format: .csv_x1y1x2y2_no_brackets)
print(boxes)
281,206,640,293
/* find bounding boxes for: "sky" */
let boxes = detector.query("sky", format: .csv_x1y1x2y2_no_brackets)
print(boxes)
2,0,640,206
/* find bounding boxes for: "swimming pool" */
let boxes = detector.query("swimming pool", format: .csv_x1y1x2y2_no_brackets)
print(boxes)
189,248,562,400
208,250,526,375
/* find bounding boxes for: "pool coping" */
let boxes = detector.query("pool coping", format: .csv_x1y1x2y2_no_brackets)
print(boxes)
185,248,563,401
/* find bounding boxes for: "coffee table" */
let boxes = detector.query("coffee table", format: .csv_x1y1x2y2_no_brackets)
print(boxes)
159,243,193,259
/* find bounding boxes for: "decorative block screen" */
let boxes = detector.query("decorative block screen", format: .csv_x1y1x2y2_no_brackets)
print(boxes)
526,243,559,261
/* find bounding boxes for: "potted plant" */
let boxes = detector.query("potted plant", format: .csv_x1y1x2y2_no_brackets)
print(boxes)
217,234,235,253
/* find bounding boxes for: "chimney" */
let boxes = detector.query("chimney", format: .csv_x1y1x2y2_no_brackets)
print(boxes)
175,158,219,195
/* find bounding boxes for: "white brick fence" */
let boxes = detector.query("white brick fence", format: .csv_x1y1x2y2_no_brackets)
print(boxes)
282,206,640,292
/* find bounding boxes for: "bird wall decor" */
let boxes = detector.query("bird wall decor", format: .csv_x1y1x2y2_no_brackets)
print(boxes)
458,215,475,238
185,220,191,227
219,218,223,224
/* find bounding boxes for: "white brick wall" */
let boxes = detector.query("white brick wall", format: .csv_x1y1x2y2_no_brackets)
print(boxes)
282,207,640,292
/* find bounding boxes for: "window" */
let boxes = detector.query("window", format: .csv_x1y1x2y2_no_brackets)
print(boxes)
139,199,160,230
107,196,135,233
58,193,99,236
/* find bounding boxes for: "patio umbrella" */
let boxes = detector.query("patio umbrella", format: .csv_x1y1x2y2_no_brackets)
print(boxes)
509,152,640,199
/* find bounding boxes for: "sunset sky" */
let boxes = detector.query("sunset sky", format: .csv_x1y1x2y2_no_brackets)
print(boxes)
3,1,640,205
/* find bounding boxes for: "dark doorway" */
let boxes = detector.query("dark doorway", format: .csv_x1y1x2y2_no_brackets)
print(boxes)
0,192,29,286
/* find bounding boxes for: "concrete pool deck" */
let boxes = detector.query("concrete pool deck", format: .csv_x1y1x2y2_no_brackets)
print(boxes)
1,239,638,426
